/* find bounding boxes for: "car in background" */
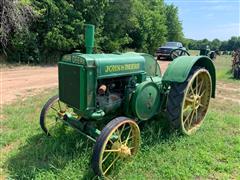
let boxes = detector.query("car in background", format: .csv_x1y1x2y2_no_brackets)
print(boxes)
156,42,186,60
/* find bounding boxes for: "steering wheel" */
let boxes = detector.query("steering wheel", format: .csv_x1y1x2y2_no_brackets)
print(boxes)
170,48,190,60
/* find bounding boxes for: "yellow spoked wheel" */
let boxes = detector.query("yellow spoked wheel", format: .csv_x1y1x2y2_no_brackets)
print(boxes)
92,117,140,177
167,68,212,135
40,95,75,136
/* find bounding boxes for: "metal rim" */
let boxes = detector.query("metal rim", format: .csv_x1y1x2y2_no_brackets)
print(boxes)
43,98,77,136
181,69,212,135
99,120,140,176
170,49,190,60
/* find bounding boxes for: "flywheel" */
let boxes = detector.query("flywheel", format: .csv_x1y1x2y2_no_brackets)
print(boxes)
131,81,160,120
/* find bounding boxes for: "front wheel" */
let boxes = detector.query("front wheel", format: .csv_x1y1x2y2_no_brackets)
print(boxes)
167,68,212,135
92,117,140,177
40,95,73,136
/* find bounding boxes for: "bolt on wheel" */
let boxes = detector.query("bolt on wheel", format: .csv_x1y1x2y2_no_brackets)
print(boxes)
92,117,140,177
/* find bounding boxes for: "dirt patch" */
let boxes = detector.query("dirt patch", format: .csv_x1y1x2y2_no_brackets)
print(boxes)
158,60,171,74
1,61,239,106
1,66,58,105
216,81,240,104
0,61,171,106
0,141,20,155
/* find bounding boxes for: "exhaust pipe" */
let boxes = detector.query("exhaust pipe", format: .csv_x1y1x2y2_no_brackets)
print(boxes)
85,24,95,54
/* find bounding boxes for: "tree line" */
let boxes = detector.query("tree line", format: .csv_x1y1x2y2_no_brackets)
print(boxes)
0,0,184,63
0,0,239,64
184,37,240,52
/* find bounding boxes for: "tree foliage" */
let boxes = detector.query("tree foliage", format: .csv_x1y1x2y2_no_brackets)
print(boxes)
165,4,183,42
0,0,35,51
187,36,240,51
4,0,237,63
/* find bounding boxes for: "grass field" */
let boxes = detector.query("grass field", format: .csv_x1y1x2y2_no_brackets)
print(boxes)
1,54,239,179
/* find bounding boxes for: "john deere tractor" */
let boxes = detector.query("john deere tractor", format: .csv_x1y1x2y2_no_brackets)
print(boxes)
40,24,216,177
200,45,216,60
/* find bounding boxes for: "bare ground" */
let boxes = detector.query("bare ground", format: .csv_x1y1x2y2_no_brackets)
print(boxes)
1,61,239,106
1,66,58,105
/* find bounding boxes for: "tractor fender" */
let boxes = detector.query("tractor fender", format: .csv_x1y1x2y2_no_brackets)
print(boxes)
162,56,216,98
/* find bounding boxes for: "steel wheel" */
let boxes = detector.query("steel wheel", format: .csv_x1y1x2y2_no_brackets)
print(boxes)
170,48,190,60
167,67,212,135
40,95,75,136
92,117,140,177
181,69,212,135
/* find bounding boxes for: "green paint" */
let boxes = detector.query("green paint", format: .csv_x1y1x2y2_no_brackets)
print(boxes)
56,24,216,143
162,56,216,97
131,81,160,120
58,62,87,112
85,24,95,54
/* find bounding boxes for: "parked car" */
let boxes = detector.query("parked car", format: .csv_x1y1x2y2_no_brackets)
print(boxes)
156,42,186,60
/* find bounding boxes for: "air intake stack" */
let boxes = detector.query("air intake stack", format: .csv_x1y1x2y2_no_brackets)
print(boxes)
85,24,95,54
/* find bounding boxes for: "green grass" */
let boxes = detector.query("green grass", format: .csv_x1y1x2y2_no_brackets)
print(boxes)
1,55,240,179
189,50,239,83
214,55,240,83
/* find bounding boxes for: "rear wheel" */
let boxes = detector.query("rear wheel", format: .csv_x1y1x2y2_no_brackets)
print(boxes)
167,68,212,135
92,117,140,177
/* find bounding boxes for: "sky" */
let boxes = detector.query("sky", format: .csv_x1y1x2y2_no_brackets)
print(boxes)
165,0,240,40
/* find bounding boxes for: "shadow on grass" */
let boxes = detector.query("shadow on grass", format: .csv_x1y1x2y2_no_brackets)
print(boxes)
6,128,96,179
6,114,178,179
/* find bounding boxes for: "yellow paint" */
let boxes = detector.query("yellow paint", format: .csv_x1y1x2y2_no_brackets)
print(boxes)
105,63,140,73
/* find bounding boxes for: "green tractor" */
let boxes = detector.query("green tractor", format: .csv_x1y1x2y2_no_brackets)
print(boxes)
40,25,216,177
199,45,217,60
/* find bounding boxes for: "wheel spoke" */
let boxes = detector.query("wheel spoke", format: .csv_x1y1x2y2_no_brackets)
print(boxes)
173,52,178,57
195,76,199,94
188,110,195,129
102,152,112,163
200,89,206,97
58,100,62,111
198,80,204,95
50,106,58,112
199,103,206,108
108,139,114,145
119,124,126,137
186,97,194,103
190,85,195,96
183,105,192,113
183,110,193,123
104,149,120,152
103,155,120,175
122,136,133,144
124,127,132,146
116,129,122,143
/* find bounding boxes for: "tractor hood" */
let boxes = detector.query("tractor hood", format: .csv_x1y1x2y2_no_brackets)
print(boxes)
61,53,145,79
